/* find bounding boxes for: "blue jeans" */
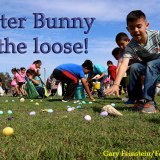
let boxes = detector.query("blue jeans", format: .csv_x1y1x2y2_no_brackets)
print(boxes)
129,59,160,101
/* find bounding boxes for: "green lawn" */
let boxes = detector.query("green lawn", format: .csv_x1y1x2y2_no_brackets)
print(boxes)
0,95,160,160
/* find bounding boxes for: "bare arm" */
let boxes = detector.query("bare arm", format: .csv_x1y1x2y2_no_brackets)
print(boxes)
116,62,122,74
81,78,95,101
105,58,129,96
97,72,105,80
28,75,40,85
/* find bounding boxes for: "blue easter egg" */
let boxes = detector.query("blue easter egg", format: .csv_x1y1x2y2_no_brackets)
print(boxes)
0,111,3,115
48,109,54,113
7,110,13,115
111,103,116,107
76,106,82,109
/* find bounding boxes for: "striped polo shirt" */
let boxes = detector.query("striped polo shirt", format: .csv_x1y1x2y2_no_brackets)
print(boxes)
123,30,160,62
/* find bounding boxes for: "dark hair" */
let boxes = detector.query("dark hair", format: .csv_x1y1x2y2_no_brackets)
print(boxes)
107,60,113,65
20,67,26,71
112,47,123,60
116,32,129,43
26,69,37,77
33,60,42,64
127,10,146,25
82,59,93,71
11,68,17,72
17,69,20,72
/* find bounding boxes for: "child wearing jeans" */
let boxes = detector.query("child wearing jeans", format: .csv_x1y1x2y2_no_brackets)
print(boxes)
106,10,160,113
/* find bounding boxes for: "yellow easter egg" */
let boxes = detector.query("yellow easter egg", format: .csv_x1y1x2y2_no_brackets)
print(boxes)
3,127,14,136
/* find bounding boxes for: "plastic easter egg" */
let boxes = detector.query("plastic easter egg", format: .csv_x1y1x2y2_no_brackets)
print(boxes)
89,102,93,104
29,111,36,115
67,108,73,112
82,101,86,104
20,98,25,102
84,115,91,121
48,109,53,113
67,106,71,108
100,111,108,117
3,127,14,136
30,100,33,102
76,106,82,109
111,103,116,107
35,102,39,106
12,100,15,102
6,117,14,121
0,111,3,115
5,100,8,102
7,110,13,115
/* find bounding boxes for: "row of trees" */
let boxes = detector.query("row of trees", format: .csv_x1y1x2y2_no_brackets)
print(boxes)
0,72,12,89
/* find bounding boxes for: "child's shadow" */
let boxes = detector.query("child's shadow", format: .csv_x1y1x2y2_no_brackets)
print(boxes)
148,118,160,124
48,98,62,102
92,106,102,113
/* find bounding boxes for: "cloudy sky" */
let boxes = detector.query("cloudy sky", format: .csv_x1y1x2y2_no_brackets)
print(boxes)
0,0,160,80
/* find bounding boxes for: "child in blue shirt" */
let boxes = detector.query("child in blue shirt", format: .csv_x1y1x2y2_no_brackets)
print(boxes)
51,60,95,102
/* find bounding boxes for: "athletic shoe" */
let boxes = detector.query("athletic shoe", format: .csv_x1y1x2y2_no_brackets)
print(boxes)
124,99,135,104
141,101,158,113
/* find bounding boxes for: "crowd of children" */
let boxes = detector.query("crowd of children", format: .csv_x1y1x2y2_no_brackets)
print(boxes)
0,10,160,114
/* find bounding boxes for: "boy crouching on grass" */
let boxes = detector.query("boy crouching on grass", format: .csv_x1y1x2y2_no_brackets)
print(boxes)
106,10,160,113
51,60,95,102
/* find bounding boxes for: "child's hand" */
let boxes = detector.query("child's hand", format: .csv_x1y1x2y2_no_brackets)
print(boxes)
28,75,33,80
105,85,119,97
89,96,96,101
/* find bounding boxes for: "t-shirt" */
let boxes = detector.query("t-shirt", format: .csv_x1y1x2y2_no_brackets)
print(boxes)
108,65,117,81
14,73,23,82
29,64,37,71
56,64,85,79
20,73,26,83
123,30,160,62
93,64,108,75
34,76,42,88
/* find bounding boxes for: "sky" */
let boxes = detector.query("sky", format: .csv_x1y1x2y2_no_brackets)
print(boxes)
0,0,160,81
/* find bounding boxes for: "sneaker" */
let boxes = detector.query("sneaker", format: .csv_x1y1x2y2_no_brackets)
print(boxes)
141,101,158,113
132,99,146,111
134,99,146,107
124,99,135,104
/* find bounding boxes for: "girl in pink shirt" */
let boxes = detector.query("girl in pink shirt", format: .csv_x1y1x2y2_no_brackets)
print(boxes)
28,60,42,76
11,68,26,96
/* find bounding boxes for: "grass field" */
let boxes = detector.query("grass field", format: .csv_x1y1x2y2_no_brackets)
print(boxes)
0,95,160,160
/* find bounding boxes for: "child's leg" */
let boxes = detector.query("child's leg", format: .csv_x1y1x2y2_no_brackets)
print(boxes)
144,59,160,101
97,75,107,97
52,69,78,101
129,63,145,101
18,83,26,96
15,85,20,95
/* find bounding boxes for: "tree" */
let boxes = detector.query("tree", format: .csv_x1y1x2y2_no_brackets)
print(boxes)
0,72,12,89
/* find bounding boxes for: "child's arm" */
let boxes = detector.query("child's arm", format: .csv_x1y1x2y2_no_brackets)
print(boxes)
116,61,122,74
105,58,129,96
96,72,105,80
81,78,95,101
28,76,40,85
